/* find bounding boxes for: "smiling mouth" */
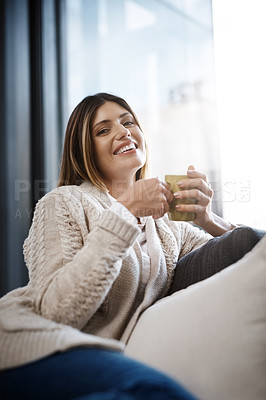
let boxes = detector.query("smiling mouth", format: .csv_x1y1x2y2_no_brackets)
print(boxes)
113,142,137,155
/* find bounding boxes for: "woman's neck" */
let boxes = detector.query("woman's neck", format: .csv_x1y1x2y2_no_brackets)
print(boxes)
105,176,136,199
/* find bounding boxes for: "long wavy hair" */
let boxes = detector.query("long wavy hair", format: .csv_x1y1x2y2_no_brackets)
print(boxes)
58,93,150,190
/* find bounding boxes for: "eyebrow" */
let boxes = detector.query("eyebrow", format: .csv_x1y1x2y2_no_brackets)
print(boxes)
93,112,131,130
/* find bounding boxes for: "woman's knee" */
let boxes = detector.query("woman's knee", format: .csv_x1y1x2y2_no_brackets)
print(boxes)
230,225,265,247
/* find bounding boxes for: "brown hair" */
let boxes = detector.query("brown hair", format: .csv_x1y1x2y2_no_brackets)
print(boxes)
58,93,149,190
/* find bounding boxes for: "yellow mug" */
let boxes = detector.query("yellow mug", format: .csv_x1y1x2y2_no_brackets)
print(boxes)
165,175,196,221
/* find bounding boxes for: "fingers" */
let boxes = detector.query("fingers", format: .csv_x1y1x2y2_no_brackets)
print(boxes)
187,167,208,181
172,167,214,227
187,164,196,172
161,183,174,204
174,189,210,207
160,179,172,193
155,179,173,216
152,178,174,204
175,201,211,225
176,176,213,198
175,202,202,217
134,178,173,219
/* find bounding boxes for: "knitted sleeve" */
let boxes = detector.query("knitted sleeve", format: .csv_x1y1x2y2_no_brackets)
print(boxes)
23,191,140,330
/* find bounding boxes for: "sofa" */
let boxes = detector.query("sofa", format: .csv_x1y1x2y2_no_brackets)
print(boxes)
125,235,266,400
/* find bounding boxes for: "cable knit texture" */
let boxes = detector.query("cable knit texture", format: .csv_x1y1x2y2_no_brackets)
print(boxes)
0,181,211,370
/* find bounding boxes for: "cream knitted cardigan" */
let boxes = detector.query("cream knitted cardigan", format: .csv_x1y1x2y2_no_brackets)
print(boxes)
0,181,211,370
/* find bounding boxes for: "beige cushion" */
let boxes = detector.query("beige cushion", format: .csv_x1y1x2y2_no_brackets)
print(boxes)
125,235,266,400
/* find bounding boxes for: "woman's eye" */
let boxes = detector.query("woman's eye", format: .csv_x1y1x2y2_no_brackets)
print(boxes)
123,121,134,127
97,128,109,136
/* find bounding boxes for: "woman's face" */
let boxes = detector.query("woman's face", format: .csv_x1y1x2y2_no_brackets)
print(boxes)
91,101,146,189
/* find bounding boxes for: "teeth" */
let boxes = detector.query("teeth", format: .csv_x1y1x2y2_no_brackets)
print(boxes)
114,143,136,155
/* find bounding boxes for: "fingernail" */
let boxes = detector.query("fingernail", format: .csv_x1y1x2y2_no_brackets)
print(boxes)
175,205,181,209
178,181,184,187
174,192,180,197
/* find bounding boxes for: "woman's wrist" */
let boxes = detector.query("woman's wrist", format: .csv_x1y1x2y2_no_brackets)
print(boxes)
200,212,235,237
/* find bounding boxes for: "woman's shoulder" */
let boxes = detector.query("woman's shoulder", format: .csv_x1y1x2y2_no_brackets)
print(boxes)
42,182,93,200
37,181,109,208
30,182,110,229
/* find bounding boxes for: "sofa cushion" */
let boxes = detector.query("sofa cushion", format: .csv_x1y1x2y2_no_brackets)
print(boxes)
125,235,266,400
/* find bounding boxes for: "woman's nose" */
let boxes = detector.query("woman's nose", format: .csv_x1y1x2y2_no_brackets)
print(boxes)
116,124,131,139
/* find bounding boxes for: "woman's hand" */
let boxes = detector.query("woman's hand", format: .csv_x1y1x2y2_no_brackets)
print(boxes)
174,165,213,228
174,165,234,236
117,178,174,220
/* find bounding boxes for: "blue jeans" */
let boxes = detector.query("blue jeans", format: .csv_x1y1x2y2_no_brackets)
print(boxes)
169,225,265,293
0,348,197,400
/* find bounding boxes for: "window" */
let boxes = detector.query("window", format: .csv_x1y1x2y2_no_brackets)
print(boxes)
65,0,221,214
212,0,266,228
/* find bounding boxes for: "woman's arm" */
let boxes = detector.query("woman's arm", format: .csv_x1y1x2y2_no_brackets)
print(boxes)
198,212,236,237
24,190,140,330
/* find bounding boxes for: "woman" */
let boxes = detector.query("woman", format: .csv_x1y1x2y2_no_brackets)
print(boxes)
0,93,264,399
